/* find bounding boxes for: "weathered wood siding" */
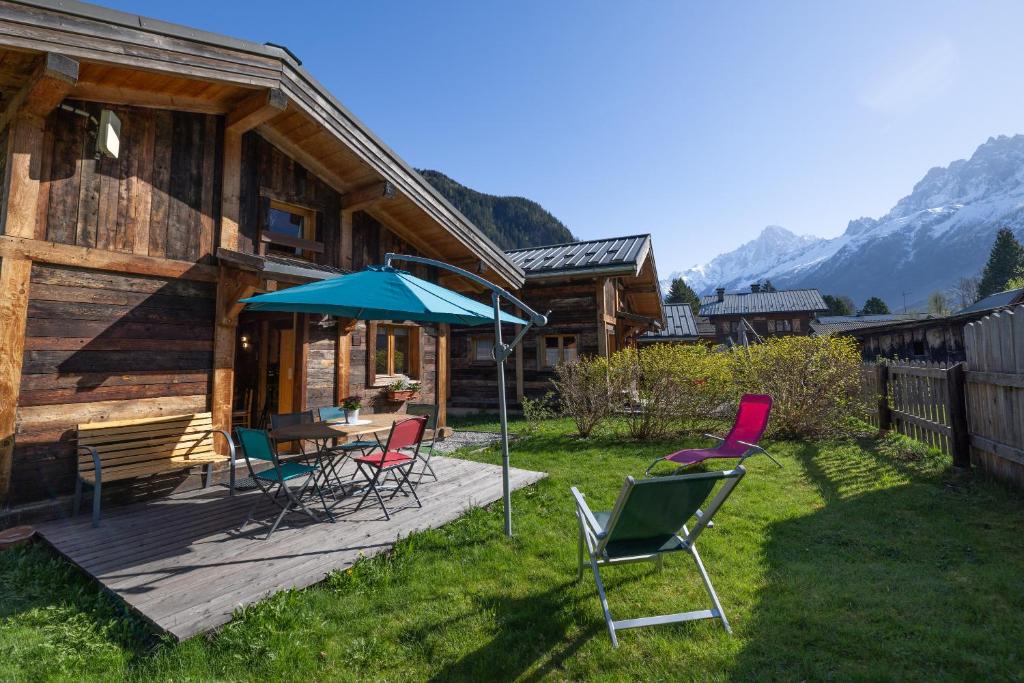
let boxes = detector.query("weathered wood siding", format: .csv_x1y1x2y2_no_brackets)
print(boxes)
13,263,214,503
41,101,221,261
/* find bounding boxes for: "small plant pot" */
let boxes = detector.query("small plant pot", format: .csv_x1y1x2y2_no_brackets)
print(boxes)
345,408,360,423
387,390,417,401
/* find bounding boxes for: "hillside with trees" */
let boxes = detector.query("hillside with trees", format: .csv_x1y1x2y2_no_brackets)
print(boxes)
419,170,575,250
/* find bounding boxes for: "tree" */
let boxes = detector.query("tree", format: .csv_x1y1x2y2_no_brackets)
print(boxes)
951,276,980,308
665,277,700,310
978,227,1024,298
927,290,951,316
822,294,854,316
861,297,890,315
761,280,777,293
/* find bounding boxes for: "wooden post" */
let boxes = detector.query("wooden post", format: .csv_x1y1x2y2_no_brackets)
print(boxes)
0,53,78,502
257,320,270,420
436,323,449,429
211,269,258,450
946,362,971,469
293,313,309,412
876,363,891,431
340,209,353,270
596,278,608,358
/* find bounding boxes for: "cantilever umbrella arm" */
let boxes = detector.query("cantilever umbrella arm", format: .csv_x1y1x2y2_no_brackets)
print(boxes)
384,253,547,537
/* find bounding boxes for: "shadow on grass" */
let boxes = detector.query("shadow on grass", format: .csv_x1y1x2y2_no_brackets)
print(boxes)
728,443,1024,680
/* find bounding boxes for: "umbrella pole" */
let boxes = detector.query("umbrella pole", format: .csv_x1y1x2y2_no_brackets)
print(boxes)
493,291,513,537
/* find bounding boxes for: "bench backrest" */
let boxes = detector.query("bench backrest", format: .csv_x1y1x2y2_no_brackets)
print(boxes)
77,412,216,476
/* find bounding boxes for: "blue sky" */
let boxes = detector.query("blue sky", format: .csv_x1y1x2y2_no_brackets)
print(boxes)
101,0,1024,274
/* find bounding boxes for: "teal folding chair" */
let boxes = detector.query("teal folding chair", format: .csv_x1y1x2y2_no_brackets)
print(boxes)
235,427,331,539
571,466,746,647
405,403,440,487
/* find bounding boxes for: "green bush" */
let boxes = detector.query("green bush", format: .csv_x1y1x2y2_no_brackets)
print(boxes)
731,335,864,439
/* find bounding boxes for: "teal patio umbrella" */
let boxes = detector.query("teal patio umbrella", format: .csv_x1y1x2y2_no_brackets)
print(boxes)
240,258,547,536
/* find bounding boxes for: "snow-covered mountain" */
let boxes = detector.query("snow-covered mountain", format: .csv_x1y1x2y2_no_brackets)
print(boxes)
675,135,1024,309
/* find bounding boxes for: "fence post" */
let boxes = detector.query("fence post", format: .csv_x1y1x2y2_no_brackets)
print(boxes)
946,362,971,469
875,364,891,431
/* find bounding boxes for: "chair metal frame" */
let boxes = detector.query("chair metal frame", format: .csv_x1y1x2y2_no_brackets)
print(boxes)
235,427,331,540
572,466,746,648
405,403,440,487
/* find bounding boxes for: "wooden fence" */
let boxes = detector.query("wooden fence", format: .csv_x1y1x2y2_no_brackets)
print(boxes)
860,361,969,466
964,305,1024,488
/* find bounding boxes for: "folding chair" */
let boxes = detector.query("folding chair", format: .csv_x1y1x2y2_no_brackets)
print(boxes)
235,427,331,540
646,394,778,474
405,403,440,487
270,410,316,462
352,416,427,520
572,467,746,647
316,406,378,487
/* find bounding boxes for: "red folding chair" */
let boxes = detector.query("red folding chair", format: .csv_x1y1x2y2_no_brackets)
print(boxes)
646,394,779,474
352,416,427,520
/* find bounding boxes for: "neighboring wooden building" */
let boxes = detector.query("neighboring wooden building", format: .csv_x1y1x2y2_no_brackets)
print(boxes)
0,1,525,507
844,287,1024,362
638,303,711,344
449,235,664,411
699,285,827,344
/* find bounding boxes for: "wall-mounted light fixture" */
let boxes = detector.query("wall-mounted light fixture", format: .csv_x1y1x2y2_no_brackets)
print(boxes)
97,109,121,159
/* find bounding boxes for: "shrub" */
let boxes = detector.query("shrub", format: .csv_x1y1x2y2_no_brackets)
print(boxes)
731,335,864,439
520,391,556,436
551,355,621,437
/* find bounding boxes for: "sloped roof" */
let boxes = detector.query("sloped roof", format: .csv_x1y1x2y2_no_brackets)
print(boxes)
506,235,651,277
955,287,1024,316
640,303,698,340
700,288,827,316
811,313,931,336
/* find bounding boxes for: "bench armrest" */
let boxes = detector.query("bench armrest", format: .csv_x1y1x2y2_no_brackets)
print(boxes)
78,445,101,483
736,440,782,467
210,429,238,493
570,486,605,538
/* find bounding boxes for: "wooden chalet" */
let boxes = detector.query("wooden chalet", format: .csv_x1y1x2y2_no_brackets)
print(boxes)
699,285,827,344
0,0,526,508
638,303,714,344
449,235,663,411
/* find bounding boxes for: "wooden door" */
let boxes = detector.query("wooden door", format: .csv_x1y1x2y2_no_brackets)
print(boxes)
278,328,295,414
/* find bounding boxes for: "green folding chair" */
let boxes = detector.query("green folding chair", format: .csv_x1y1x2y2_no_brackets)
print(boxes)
571,466,746,647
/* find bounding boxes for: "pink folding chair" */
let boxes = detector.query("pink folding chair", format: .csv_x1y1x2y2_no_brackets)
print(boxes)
646,394,779,474
351,416,427,520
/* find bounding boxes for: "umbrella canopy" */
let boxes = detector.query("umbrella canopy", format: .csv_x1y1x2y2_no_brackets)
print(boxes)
240,266,527,326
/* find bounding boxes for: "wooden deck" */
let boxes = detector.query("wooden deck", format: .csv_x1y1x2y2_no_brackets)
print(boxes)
36,456,546,640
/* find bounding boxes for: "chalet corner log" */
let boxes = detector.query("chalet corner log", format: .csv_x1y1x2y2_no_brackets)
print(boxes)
341,180,397,212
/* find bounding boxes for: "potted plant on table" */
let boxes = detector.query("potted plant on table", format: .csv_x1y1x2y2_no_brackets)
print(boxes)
342,396,362,423
385,379,420,402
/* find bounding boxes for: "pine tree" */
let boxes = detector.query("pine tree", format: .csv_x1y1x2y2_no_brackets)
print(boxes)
822,294,853,316
665,277,700,310
761,280,777,292
861,297,890,315
977,228,1024,298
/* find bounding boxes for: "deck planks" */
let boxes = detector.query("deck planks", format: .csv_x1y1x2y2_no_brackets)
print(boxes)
37,456,545,640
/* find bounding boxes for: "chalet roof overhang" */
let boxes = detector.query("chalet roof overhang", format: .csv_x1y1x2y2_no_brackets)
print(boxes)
0,0,524,289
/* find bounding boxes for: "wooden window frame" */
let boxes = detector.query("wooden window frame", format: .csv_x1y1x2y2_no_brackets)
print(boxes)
262,199,321,260
540,334,579,369
470,335,494,364
368,322,421,387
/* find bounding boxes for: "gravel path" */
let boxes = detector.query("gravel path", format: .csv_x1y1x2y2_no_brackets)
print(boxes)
433,430,508,454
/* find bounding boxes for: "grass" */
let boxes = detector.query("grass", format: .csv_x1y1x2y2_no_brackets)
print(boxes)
1,416,1023,681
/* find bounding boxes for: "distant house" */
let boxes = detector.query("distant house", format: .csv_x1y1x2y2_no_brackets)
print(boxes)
638,303,714,344
811,313,933,337
841,286,1024,362
699,285,828,344
449,234,664,411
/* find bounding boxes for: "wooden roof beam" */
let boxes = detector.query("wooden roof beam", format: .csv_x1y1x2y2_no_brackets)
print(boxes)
342,180,397,212
0,52,78,129
226,88,287,134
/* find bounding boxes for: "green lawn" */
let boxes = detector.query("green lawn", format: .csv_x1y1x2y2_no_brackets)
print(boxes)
2,417,1023,682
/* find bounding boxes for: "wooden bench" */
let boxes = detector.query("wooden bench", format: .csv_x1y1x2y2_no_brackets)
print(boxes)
75,412,236,527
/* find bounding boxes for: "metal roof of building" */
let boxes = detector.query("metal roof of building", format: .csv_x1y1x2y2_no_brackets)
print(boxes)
811,314,930,336
955,287,1024,316
699,288,828,316
640,303,699,340
506,235,651,277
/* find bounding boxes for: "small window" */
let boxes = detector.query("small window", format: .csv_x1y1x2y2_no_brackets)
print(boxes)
471,336,494,363
542,335,578,368
729,321,740,335
375,324,418,379
775,319,793,332
264,200,318,259
912,340,926,357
